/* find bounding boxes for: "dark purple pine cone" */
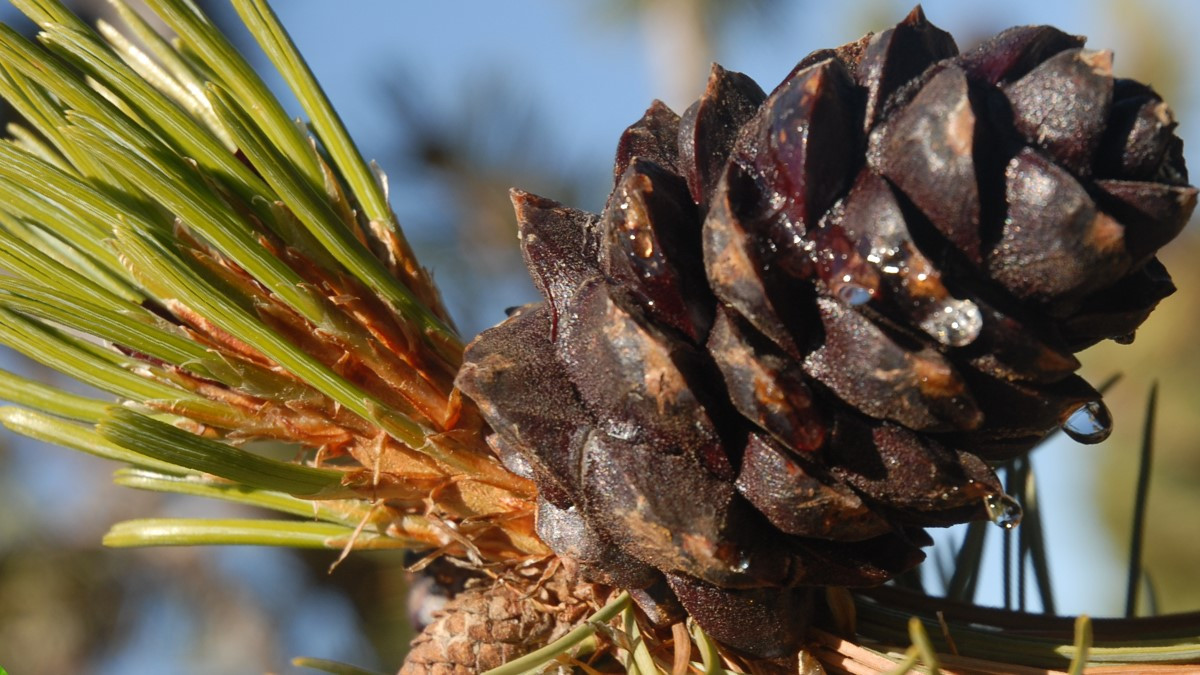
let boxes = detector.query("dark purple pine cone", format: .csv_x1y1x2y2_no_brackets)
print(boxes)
456,6,1195,660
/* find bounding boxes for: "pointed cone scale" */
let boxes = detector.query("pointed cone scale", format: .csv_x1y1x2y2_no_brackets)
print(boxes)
754,57,862,233
965,304,1080,383
1097,179,1197,266
858,5,958,129
790,531,929,587
937,371,1102,460
804,297,982,432
535,496,660,588
1150,132,1191,188
456,304,590,506
557,278,729,476
825,171,1076,382
484,432,534,481
989,149,1132,305
804,201,885,312
826,412,998,516
511,189,601,335
875,65,982,263
703,165,810,357
602,160,712,342
736,433,890,540
613,100,680,184
1059,257,1175,350
579,431,779,588
816,171,974,347
1098,85,1182,182
628,579,687,628
786,33,874,85
957,25,1084,85
678,64,766,205
1004,48,1114,175
708,307,826,451
665,573,809,659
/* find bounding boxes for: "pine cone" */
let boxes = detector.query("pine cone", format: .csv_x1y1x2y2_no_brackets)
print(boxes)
400,563,595,674
456,7,1195,659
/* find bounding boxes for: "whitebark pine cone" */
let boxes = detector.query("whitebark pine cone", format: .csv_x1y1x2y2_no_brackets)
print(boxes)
455,6,1195,660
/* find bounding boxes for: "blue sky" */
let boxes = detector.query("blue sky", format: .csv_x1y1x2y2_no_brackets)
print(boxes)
265,1,1200,187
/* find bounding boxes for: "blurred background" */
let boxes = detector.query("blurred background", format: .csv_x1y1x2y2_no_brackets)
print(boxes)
0,0,1196,672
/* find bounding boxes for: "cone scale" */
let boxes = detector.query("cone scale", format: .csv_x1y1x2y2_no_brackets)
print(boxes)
456,6,1195,660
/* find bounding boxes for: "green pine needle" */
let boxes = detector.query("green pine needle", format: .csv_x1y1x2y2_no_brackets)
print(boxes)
111,222,429,448
908,617,941,673
0,407,182,473
291,657,386,675
1068,615,1093,675
883,647,919,675
225,0,460,359
690,619,725,675
138,0,322,187
1020,465,1057,615
112,467,386,530
0,369,108,422
1127,383,1158,618
229,0,386,224
205,81,449,344
0,306,208,406
480,592,633,675
98,407,346,497
102,517,414,549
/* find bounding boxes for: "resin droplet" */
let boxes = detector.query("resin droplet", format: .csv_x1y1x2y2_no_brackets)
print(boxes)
1062,400,1113,444
836,282,873,306
984,493,1023,530
918,298,983,347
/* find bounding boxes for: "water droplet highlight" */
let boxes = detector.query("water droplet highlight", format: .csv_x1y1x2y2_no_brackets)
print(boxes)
629,229,655,258
918,298,983,347
1062,400,1113,444
867,244,902,267
605,420,639,441
984,493,1023,529
836,283,873,306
